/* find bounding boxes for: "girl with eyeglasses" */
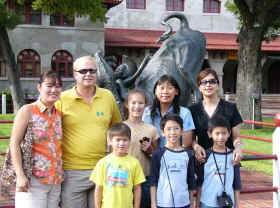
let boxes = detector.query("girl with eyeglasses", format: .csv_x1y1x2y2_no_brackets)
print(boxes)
189,69,243,165
142,75,195,149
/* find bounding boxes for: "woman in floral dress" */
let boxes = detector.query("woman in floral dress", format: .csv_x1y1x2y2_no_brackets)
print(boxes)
9,69,64,208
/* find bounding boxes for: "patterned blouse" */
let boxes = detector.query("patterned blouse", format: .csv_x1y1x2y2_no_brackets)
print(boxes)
31,101,64,184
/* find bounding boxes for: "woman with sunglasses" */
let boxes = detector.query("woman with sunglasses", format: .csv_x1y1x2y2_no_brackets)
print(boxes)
189,69,243,165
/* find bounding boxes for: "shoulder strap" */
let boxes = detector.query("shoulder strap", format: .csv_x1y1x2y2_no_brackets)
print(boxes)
212,148,228,192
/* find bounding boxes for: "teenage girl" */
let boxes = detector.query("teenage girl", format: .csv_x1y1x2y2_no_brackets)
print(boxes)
142,74,195,149
124,89,159,208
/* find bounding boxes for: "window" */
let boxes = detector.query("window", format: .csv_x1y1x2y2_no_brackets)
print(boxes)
0,57,7,77
17,49,40,77
203,0,221,13
51,50,73,77
126,0,145,9
50,14,74,26
8,0,42,24
166,0,184,11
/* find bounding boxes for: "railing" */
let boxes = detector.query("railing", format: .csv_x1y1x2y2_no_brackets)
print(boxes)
240,113,280,208
223,94,280,117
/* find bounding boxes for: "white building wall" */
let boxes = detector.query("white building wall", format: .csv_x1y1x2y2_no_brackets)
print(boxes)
106,0,239,33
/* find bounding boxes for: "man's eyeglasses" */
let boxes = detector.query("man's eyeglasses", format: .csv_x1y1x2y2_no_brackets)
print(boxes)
200,78,218,86
74,68,97,74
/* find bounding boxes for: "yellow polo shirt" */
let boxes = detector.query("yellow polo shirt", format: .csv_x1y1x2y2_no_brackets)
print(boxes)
56,86,122,170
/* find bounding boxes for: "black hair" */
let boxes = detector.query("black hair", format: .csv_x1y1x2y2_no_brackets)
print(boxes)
39,69,62,87
208,115,231,133
160,113,183,130
151,75,181,124
107,122,131,139
123,88,147,119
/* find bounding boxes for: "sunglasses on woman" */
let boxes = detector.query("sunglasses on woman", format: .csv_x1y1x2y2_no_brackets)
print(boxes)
200,78,218,86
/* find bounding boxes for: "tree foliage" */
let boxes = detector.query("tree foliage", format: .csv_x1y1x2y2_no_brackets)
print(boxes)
225,0,280,41
31,0,107,22
0,0,22,29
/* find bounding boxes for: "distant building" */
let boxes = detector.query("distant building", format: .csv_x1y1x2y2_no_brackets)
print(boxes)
105,0,280,94
0,0,120,99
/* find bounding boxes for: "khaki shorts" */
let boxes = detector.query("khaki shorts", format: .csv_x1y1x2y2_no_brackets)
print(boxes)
61,170,95,208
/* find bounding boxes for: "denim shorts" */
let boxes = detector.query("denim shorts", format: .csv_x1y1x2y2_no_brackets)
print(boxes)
141,176,151,208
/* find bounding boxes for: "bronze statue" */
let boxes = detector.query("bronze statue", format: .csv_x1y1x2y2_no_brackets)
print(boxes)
96,12,206,107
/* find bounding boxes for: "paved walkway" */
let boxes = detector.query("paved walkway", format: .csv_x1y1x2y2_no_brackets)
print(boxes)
240,167,273,208
0,168,274,208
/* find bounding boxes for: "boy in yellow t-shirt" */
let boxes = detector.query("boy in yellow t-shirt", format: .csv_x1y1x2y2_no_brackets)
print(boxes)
90,123,146,208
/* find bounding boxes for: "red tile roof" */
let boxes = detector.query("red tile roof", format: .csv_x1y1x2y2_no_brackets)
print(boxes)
105,28,280,51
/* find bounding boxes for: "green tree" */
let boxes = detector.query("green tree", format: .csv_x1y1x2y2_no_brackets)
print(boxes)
0,0,24,112
0,0,107,112
225,0,280,126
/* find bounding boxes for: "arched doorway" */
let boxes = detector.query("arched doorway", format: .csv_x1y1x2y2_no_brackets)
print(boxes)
222,60,237,93
51,50,73,77
268,61,280,93
17,49,40,77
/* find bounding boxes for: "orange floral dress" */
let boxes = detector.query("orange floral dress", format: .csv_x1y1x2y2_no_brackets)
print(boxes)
31,101,64,184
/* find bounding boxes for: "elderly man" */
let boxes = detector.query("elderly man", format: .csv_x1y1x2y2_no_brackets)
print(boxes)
56,56,122,208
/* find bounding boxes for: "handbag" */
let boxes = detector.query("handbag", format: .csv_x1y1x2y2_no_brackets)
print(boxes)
0,109,34,186
212,148,233,208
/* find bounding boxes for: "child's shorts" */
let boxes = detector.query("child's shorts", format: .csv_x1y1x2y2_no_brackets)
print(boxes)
141,176,151,207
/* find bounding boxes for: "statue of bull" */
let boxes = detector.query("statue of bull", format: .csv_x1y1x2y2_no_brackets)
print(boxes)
96,12,206,107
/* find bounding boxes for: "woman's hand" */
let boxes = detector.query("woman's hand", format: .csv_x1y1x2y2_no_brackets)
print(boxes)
233,146,243,165
16,174,30,192
193,143,206,163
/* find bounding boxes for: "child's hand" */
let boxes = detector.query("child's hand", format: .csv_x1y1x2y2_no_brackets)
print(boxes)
141,138,152,153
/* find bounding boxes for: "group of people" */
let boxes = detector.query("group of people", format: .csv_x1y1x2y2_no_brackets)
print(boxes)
1,55,244,208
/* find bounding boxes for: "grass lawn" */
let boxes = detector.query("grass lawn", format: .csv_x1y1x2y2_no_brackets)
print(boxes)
0,115,276,175
0,114,14,153
241,118,274,175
